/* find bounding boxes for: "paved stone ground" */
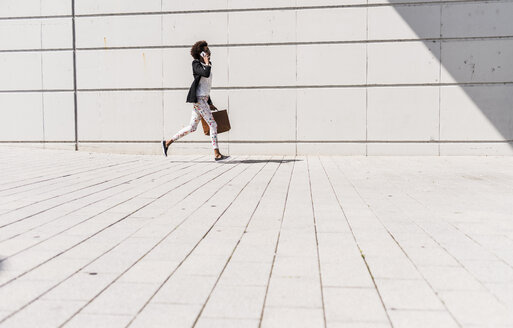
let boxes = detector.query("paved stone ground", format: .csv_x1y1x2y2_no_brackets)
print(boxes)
0,146,512,328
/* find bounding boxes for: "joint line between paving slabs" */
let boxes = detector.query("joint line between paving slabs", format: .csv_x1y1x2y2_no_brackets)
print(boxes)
0,158,141,195
328,157,463,327
371,160,508,306
0,158,139,195
400,187,511,304
258,158,297,328
0,159,153,243
0,157,140,194
401,172,513,275
0,157,218,324
121,156,264,327
0,157,87,192
319,157,394,327
307,157,328,328
0,158,146,230
0,159,188,231
0,156,231,324
190,156,284,327
0,156,202,246
59,156,250,327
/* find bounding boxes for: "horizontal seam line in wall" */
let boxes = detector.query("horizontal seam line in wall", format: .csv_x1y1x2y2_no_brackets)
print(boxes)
75,36,513,52
64,0,513,16
3,140,513,144
2,82,513,93
0,48,72,53
0,141,75,143
0,0,507,20
0,15,71,21
2,35,512,54
2,35,513,54
0,89,73,93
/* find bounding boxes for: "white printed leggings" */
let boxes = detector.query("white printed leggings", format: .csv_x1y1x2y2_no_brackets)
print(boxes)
170,96,218,149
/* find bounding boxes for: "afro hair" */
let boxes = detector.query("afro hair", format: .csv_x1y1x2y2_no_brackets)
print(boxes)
190,40,208,60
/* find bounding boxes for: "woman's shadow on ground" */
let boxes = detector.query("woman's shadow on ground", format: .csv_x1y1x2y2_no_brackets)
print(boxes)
221,159,301,164
170,159,302,164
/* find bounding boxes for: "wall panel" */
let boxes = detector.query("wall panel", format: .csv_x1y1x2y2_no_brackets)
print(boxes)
1,0,512,155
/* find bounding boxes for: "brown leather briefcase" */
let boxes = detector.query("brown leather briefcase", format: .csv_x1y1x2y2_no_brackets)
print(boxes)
201,107,231,135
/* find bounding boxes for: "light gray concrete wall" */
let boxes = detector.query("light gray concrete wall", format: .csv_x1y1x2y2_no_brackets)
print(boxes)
1,0,512,155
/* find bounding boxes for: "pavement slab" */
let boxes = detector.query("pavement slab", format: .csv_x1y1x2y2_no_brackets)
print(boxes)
0,146,512,327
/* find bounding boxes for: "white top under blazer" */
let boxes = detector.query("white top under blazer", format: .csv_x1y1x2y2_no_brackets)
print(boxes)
196,62,212,97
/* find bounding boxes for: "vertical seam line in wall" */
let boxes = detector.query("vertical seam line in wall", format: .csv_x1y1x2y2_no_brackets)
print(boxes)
226,0,230,156
365,0,369,156
71,0,79,151
161,0,165,140
438,3,443,156
40,1,46,146
295,0,298,156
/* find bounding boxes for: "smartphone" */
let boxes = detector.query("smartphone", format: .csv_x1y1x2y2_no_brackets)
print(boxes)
200,51,207,57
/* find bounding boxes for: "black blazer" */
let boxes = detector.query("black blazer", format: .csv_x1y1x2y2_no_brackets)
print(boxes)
186,59,213,105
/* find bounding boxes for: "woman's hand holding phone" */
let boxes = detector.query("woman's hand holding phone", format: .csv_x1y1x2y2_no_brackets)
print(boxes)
201,51,210,65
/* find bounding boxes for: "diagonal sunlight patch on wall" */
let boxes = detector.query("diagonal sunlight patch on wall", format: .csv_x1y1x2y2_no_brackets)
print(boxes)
389,1,513,149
